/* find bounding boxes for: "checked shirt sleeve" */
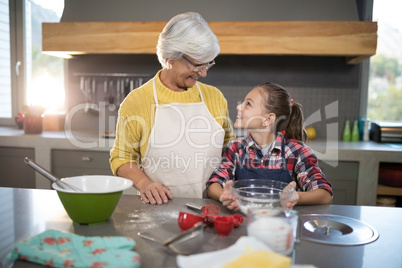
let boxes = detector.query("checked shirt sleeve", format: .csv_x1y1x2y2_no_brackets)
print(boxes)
292,143,333,196
208,140,239,186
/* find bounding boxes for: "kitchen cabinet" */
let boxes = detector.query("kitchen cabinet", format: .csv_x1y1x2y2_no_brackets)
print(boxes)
376,162,402,207
42,21,377,64
0,147,35,188
377,162,402,196
318,160,358,205
51,149,113,178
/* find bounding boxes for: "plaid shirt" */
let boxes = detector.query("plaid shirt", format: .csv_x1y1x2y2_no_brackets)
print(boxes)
209,132,333,195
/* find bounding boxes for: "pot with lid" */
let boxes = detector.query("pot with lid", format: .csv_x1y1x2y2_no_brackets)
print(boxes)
379,162,402,187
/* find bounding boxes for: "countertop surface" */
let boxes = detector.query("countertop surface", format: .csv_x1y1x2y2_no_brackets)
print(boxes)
1,187,402,268
0,127,114,152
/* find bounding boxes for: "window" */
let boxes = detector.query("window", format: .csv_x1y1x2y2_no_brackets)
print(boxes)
0,0,12,119
368,0,402,121
0,0,64,126
27,0,65,114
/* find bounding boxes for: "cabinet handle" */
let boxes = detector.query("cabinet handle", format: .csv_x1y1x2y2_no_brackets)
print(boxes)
81,156,92,162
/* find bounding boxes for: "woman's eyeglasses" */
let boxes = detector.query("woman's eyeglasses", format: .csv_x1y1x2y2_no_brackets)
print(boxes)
182,56,215,72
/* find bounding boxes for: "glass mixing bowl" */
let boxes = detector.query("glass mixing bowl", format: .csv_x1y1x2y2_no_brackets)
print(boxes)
229,179,294,214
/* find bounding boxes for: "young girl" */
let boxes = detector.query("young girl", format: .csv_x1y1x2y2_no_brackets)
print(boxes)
207,82,332,210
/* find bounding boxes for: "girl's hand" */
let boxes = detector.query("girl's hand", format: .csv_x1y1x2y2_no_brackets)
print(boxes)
282,181,299,210
219,180,239,211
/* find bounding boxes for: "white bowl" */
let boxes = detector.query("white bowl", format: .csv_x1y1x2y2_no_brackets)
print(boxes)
53,175,133,193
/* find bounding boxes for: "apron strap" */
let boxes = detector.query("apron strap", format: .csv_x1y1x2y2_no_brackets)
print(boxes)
196,83,205,103
280,138,287,170
152,78,159,106
239,137,288,171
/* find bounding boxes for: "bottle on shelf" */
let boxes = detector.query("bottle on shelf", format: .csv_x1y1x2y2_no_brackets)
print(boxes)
363,118,371,141
342,118,351,141
351,120,359,141
358,118,365,140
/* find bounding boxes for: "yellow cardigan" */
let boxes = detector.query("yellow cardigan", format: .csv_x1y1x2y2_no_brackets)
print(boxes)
110,70,235,175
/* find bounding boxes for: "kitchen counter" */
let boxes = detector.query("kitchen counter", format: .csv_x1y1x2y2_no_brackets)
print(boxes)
0,126,401,204
0,127,114,152
1,187,401,268
307,140,402,205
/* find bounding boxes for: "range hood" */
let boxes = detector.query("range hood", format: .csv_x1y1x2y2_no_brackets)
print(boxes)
42,20,377,64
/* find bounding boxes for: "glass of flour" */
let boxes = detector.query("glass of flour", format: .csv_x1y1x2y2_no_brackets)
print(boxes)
247,208,298,256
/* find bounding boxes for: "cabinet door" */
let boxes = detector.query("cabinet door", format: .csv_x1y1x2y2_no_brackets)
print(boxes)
0,147,35,188
52,150,113,178
318,160,358,205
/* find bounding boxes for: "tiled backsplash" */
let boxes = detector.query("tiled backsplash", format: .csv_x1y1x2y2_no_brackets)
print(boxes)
66,55,362,141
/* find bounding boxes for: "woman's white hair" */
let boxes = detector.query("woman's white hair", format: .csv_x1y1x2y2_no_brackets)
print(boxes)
157,12,220,69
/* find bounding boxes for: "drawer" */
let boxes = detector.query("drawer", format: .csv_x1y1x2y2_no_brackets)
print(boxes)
52,149,112,177
0,147,35,188
52,149,111,170
53,167,113,178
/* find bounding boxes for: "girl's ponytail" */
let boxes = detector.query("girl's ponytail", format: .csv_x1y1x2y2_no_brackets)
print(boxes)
284,102,307,142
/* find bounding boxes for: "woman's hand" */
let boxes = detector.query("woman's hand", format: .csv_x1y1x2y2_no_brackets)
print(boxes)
282,181,299,210
117,163,173,205
140,181,172,205
219,180,239,211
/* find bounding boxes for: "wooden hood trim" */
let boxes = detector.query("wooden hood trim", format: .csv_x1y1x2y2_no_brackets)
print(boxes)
42,21,377,64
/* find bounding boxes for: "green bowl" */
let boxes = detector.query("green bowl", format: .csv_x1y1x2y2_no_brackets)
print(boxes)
53,175,133,225
57,191,123,225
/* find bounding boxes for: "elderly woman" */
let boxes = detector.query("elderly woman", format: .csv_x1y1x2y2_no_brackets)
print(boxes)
110,12,235,205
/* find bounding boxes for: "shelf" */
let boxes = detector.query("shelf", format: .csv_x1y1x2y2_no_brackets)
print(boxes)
42,21,377,64
377,184,402,196
73,72,152,78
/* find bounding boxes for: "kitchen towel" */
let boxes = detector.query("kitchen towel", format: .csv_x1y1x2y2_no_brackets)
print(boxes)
8,229,140,268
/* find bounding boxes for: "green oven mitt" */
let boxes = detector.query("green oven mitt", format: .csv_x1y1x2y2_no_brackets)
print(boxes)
8,229,140,268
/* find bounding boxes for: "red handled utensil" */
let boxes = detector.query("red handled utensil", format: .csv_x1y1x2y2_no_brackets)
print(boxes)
185,202,243,227
178,211,204,231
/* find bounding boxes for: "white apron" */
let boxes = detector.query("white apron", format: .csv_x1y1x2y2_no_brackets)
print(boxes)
142,79,225,198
